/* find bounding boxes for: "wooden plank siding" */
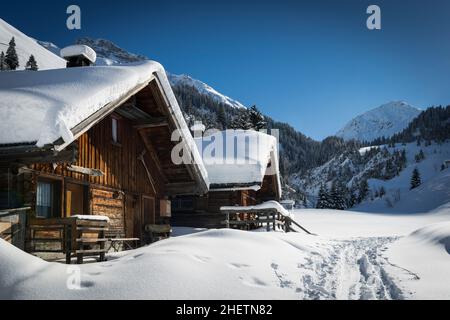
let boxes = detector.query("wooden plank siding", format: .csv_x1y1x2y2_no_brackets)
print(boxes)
171,190,259,229
27,112,165,237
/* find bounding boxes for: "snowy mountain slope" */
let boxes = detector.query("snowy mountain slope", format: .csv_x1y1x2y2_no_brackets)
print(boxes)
76,38,148,65
168,74,246,109
0,18,66,70
353,141,450,213
336,101,421,142
291,140,450,210
75,38,246,109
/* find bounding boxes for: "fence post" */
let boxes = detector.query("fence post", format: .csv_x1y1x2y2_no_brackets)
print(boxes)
65,224,72,264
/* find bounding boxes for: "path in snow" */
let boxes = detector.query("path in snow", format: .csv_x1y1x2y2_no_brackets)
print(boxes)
293,237,405,300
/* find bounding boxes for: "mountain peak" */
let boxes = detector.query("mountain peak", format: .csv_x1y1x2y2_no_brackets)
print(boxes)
76,37,148,65
336,101,421,142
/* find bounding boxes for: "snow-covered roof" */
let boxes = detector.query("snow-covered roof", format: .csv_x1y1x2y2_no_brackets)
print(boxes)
60,45,97,63
0,60,209,187
0,61,154,146
71,215,110,222
194,130,281,195
221,201,292,218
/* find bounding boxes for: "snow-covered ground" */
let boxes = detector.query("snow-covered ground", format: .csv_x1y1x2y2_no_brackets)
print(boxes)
1,205,449,300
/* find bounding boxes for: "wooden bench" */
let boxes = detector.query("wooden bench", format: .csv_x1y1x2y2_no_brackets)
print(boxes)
144,224,172,244
27,217,109,264
105,230,140,252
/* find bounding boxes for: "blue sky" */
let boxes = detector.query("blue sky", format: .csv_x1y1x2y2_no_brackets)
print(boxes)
2,0,450,140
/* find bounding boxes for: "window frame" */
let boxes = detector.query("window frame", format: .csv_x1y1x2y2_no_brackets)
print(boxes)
111,115,120,145
35,178,62,219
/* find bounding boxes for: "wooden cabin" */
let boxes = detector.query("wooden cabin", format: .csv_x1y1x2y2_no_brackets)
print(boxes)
0,60,209,255
172,130,282,228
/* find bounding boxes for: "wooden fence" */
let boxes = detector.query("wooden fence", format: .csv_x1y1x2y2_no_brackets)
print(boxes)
221,207,315,235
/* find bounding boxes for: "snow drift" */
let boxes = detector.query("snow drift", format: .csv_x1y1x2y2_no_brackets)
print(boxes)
386,218,450,300
0,230,320,300
1,205,449,300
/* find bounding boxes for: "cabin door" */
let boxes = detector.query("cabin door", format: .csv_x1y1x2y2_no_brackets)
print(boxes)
142,196,155,227
65,183,88,217
125,194,140,239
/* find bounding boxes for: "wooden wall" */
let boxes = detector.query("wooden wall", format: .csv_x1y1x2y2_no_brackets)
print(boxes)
171,190,258,228
32,114,164,196
23,113,164,236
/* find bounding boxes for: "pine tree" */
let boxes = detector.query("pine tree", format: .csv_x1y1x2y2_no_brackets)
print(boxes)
379,186,386,198
415,150,425,163
0,51,8,71
347,185,358,208
384,158,396,179
400,150,407,169
410,168,421,189
217,105,227,130
248,105,266,130
25,55,38,71
5,37,19,70
330,181,346,210
358,179,369,202
316,184,330,209
230,109,252,130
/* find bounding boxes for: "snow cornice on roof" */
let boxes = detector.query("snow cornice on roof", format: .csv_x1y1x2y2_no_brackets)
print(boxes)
195,130,282,197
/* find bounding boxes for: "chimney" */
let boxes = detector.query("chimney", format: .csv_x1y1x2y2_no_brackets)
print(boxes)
60,45,97,68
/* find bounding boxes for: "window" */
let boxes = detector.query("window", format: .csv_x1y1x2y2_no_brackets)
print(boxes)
36,179,61,218
112,117,119,143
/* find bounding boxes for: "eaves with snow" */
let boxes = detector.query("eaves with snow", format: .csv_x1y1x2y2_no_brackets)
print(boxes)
0,61,210,187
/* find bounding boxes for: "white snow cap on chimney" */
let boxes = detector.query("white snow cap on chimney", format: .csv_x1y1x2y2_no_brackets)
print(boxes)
60,45,97,64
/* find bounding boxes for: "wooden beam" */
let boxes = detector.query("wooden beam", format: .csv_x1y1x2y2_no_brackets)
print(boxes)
0,144,78,166
138,150,157,195
116,104,155,122
138,131,169,184
134,119,168,130
67,165,104,177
